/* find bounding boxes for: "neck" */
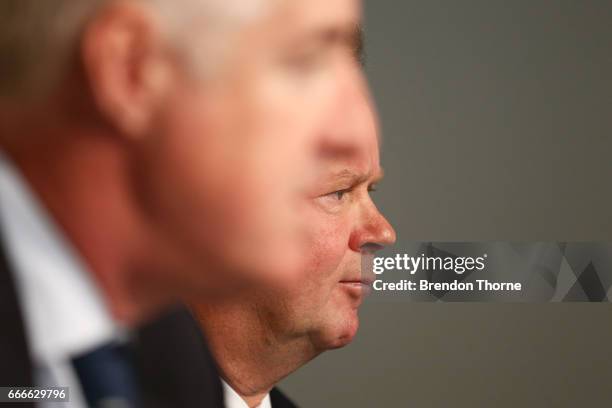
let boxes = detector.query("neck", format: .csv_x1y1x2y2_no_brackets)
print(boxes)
1,120,176,326
194,301,320,408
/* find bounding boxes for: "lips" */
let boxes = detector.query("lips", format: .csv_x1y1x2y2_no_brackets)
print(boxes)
338,278,374,301
339,277,374,287
338,256,376,299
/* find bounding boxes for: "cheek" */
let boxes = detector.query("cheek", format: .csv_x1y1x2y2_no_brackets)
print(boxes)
302,216,352,284
265,216,355,337
151,95,247,213
137,84,320,280
163,87,292,203
135,92,273,266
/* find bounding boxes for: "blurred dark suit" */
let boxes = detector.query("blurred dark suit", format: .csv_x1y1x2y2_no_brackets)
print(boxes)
0,236,224,408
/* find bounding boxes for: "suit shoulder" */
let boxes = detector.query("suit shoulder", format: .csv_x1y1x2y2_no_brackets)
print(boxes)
270,388,298,408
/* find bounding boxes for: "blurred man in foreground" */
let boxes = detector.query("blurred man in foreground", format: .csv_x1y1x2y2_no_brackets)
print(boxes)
192,79,396,407
0,0,366,406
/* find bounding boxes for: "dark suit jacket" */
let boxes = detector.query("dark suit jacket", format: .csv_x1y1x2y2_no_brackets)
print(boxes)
0,233,224,408
270,388,298,408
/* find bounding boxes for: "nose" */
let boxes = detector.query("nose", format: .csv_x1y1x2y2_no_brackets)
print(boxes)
349,202,397,253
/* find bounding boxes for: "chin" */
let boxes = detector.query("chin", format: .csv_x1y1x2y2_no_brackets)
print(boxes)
315,309,360,350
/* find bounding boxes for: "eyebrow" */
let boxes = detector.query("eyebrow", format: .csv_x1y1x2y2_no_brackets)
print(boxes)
328,166,384,187
306,23,365,66
352,25,365,66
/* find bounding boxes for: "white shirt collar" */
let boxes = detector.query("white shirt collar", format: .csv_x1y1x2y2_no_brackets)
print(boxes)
222,380,271,408
0,150,122,365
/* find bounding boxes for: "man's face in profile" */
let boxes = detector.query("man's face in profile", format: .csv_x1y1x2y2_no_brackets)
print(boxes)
237,111,396,350
134,0,368,290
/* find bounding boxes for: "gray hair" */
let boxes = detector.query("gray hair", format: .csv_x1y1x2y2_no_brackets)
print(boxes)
0,0,268,101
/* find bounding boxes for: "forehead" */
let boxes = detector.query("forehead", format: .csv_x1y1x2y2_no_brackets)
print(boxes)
273,0,360,24
322,134,381,179
180,0,362,75
246,0,362,40
186,0,360,27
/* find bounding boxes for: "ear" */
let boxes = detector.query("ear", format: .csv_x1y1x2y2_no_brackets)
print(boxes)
81,1,174,138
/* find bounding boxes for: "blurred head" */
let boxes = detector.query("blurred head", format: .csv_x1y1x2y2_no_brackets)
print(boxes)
0,0,369,301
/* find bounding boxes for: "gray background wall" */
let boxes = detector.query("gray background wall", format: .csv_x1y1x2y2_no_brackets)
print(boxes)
280,1,612,406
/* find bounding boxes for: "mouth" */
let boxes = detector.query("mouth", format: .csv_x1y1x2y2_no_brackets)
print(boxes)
338,278,374,299
339,276,374,286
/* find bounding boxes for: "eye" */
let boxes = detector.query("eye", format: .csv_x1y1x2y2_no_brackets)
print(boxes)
330,190,347,201
314,188,351,212
283,45,332,75
285,53,325,73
